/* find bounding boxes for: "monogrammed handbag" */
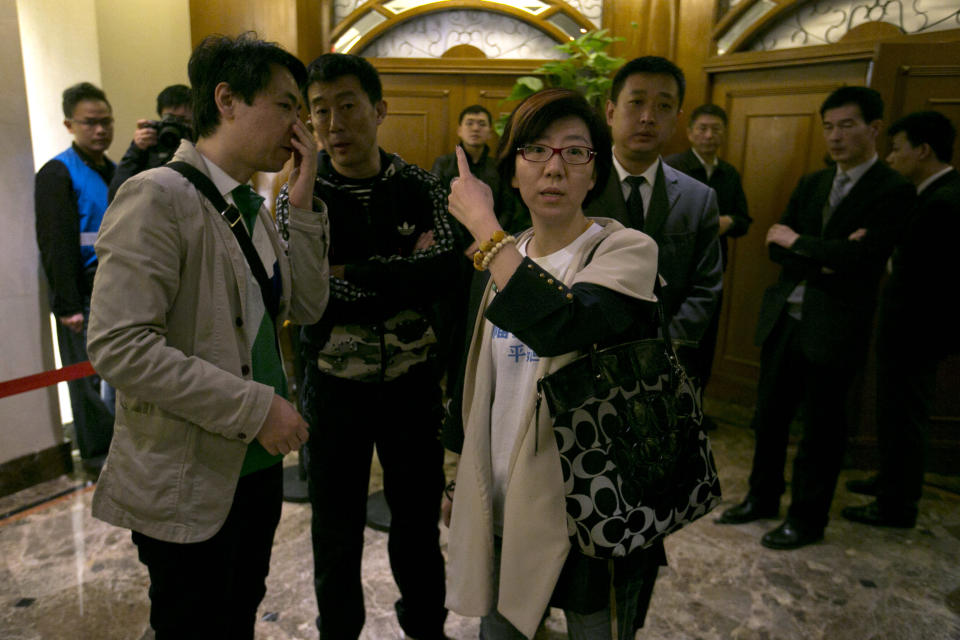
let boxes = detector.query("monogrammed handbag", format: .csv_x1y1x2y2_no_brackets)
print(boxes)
537,288,721,559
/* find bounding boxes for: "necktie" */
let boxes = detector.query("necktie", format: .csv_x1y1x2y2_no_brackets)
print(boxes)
823,171,850,229
625,175,646,231
829,171,850,207
231,184,265,233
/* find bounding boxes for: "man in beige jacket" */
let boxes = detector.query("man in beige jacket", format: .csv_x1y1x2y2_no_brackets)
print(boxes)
87,34,329,639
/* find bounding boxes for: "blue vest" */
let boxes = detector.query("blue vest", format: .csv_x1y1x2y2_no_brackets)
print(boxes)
54,147,112,268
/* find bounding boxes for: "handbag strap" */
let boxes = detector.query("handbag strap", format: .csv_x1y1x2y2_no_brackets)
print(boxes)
167,161,280,326
582,235,681,373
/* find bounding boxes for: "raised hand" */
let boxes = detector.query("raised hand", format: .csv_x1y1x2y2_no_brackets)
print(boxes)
448,146,500,243
287,119,319,211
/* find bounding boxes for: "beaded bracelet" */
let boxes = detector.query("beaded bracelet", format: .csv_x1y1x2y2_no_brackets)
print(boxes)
472,230,516,271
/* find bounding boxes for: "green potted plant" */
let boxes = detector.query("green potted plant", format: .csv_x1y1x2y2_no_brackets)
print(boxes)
496,28,627,134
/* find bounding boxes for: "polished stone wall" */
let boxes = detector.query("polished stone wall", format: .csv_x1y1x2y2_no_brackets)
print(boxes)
0,0,61,468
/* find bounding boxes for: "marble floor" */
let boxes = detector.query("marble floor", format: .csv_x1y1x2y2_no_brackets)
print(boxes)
2,400,959,640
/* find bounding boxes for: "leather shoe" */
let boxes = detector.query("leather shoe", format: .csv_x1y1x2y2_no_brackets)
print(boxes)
716,496,778,524
760,520,822,550
841,501,916,528
845,475,879,496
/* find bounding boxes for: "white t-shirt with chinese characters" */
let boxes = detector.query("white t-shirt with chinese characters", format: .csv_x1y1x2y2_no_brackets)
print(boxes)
488,222,603,533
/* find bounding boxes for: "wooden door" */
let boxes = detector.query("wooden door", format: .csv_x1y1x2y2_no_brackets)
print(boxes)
378,83,453,171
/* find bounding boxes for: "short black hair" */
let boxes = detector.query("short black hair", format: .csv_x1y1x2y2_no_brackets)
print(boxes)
610,56,685,108
496,88,612,209
888,110,956,163
459,104,492,125
689,103,727,127
62,82,110,119
303,53,382,106
156,84,191,116
820,86,883,123
188,32,307,139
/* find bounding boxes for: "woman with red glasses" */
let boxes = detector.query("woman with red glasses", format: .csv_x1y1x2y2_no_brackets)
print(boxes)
442,88,664,639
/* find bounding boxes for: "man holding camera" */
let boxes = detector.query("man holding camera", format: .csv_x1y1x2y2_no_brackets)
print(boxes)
107,84,193,201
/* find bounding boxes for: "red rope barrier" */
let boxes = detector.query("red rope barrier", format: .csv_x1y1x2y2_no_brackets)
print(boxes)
0,361,96,399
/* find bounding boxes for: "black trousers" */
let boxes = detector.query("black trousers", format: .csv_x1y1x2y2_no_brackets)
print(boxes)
56,302,114,460
875,316,938,514
748,315,857,532
131,464,283,640
302,364,447,639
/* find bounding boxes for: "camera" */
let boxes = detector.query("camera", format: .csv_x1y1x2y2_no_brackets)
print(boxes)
143,114,194,159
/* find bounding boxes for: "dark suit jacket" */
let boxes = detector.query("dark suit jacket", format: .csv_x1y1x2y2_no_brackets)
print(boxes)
879,168,960,354
755,160,915,366
585,160,722,343
664,149,751,269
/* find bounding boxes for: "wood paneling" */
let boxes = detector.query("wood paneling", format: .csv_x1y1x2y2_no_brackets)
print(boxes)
379,87,451,171
872,41,960,166
375,60,536,172
190,0,297,51
189,0,327,62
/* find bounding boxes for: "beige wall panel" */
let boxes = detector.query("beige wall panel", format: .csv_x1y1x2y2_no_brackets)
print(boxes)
96,0,192,159
2,0,61,465
17,0,103,168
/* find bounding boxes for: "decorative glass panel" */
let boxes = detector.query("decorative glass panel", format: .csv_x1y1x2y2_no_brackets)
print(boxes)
359,9,565,58
564,0,601,27
335,1,601,30
750,0,960,51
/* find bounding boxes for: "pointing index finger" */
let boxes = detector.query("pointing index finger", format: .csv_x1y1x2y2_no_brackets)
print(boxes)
455,145,471,178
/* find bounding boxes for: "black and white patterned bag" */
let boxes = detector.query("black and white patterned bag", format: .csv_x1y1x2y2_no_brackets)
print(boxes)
537,304,721,558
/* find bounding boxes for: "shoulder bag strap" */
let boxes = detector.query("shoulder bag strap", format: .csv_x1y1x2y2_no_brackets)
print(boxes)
166,161,280,325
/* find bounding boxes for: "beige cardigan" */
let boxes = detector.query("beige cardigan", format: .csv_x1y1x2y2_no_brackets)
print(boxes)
446,219,658,638
87,141,329,543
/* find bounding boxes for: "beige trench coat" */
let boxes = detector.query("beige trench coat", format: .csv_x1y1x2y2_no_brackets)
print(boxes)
445,220,658,638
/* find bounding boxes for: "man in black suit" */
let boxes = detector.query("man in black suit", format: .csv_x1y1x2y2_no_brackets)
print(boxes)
585,57,722,346
665,104,751,269
843,110,960,529
716,86,915,549
665,104,751,413
583,55,722,627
